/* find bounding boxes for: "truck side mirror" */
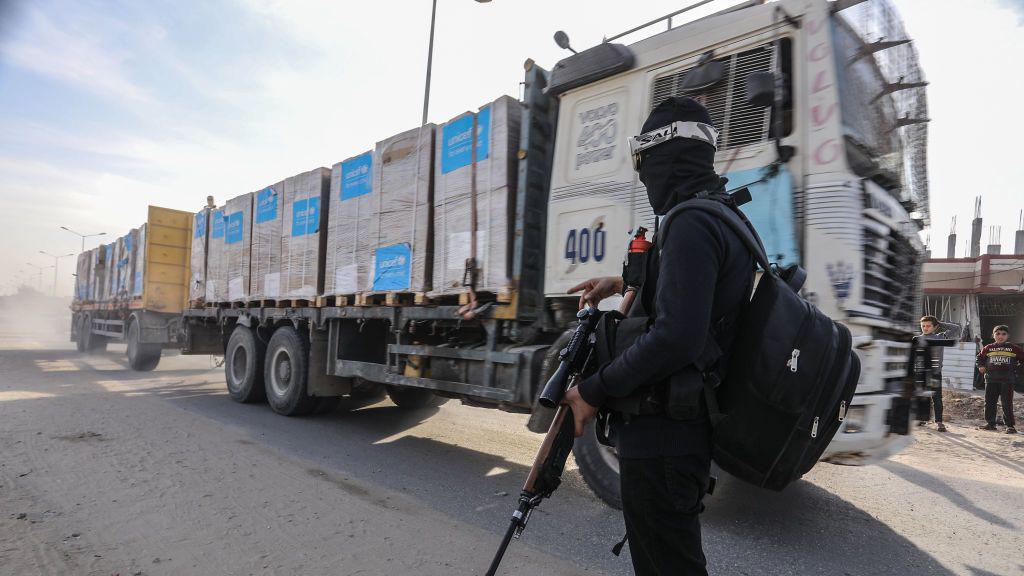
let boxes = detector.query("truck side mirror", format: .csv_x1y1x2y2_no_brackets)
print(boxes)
746,71,775,108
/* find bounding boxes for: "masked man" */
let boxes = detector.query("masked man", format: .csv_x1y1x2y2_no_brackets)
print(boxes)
564,97,755,575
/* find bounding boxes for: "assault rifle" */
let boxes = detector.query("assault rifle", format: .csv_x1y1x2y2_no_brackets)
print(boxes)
484,305,602,576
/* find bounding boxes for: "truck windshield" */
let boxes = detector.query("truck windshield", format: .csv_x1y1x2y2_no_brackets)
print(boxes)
832,3,929,224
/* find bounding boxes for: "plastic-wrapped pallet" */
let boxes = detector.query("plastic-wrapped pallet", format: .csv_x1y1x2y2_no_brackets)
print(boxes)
223,193,253,302
75,251,91,302
324,150,375,297
369,125,434,294
102,242,116,301
92,246,106,302
205,206,227,302
190,209,209,304
431,96,521,296
251,182,285,300
281,167,330,299
112,237,128,299
131,226,145,298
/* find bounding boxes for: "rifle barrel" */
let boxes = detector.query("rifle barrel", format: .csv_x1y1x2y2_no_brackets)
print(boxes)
485,517,519,576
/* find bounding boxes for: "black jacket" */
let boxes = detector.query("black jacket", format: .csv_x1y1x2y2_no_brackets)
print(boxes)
578,207,754,458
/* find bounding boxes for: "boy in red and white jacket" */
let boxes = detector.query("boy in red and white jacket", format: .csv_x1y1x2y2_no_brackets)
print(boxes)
977,325,1023,433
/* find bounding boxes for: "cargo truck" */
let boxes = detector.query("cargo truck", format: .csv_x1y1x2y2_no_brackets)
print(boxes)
72,0,930,508
71,206,192,371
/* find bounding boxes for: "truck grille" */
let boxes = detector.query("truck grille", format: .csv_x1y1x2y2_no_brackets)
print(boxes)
650,43,773,150
862,221,922,331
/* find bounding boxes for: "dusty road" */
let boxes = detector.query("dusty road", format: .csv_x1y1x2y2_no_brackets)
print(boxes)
2,325,1023,575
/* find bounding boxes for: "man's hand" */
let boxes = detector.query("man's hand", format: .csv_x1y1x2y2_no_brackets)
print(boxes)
563,386,598,437
567,276,623,310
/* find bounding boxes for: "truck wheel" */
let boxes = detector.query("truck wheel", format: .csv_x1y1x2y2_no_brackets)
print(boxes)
224,325,266,403
264,326,318,416
126,318,161,371
82,315,107,353
385,385,436,409
75,315,87,353
573,421,623,510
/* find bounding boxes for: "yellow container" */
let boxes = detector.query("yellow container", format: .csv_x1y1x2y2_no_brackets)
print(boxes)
139,205,193,313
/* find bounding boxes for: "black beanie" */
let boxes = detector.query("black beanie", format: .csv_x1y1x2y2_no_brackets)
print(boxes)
638,97,722,215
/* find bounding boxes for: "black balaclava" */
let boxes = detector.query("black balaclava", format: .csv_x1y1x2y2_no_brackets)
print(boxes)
638,97,724,215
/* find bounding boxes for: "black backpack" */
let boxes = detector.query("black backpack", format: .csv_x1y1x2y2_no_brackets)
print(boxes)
658,194,861,491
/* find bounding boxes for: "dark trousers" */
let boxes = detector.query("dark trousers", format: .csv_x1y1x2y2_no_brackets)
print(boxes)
930,386,943,422
620,454,710,576
985,380,1016,427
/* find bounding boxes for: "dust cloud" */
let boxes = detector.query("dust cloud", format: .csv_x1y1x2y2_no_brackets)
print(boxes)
0,286,73,348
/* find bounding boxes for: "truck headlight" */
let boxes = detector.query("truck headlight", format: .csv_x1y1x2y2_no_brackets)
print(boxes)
843,406,866,434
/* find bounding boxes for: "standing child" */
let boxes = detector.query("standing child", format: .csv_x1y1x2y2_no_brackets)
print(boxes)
977,325,1023,434
919,315,948,432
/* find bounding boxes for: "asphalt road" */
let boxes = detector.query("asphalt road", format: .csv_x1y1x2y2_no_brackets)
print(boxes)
2,325,1022,575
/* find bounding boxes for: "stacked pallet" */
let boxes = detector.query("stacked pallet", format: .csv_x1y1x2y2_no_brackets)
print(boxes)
431,95,522,299
190,208,209,305
251,182,285,300
324,150,374,299
205,194,253,303
75,251,91,301
324,124,435,302
281,167,330,301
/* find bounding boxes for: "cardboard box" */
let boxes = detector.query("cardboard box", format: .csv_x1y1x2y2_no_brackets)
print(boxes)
324,150,375,296
251,182,285,300
431,96,521,296
281,168,330,299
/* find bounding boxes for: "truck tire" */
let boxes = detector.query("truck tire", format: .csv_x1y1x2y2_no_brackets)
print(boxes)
224,325,266,403
264,326,318,416
126,318,161,371
385,385,436,409
573,421,622,510
75,315,87,353
82,315,107,353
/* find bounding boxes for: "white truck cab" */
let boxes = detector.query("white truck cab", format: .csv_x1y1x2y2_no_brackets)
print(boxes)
542,0,927,476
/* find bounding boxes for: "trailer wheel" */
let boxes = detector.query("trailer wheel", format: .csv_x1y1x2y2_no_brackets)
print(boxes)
126,318,161,371
385,385,436,409
264,326,318,416
573,421,622,510
82,315,107,353
75,315,87,353
224,325,266,403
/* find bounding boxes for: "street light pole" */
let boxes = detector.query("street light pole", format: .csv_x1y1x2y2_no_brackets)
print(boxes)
60,226,106,252
422,0,438,126
421,0,491,126
39,251,75,297
25,263,53,292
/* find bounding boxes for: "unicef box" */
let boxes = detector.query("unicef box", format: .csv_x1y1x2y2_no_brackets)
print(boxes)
324,124,435,297
431,95,521,297
280,167,330,299
205,193,252,303
250,179,286,300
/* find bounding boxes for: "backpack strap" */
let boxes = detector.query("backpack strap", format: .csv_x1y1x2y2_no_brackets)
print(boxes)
656,191,774,274
654,190,770,427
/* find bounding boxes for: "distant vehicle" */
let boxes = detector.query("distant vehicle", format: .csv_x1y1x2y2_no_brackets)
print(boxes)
71,0,929,508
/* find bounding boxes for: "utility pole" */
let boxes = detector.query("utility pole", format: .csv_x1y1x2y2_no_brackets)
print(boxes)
25,263,53,292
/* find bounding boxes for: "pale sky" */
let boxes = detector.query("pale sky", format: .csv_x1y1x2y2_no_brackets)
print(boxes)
1,0,1022,296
